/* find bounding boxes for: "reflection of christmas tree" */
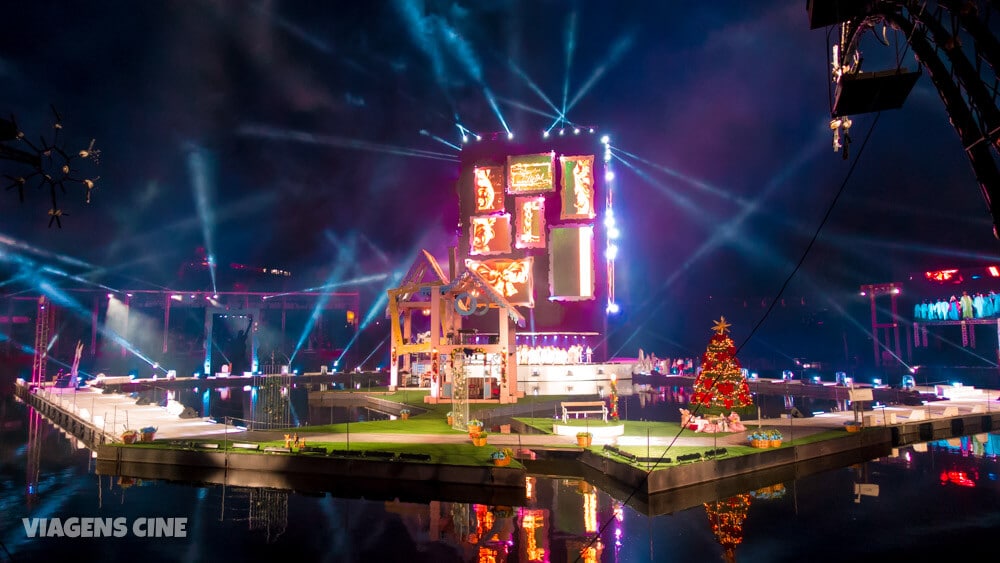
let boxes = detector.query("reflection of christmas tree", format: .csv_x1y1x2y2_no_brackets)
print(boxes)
690,317,752,411
704,493,752,563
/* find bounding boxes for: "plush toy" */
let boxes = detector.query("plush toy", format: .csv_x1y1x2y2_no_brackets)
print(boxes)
727,412,746,432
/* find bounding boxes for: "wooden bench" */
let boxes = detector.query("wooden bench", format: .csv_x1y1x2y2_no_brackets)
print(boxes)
561,401,608,423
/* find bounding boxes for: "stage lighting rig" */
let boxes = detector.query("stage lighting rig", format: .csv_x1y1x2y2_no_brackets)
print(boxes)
1,105,100,227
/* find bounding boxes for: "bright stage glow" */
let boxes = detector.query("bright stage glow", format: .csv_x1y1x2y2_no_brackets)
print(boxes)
601,135,610,144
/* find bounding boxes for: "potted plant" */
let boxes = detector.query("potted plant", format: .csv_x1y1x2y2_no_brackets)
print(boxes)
121,429,138,444
446,411,454,426
468,419,484,436
576,431,593,447
491,447,513,466
845,421,862,433
472,431,488,447
400,408,411,421
768,429,783,448
139,426,157,442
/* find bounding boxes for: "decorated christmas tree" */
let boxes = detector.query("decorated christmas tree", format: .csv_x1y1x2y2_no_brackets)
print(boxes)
690,317,753,411
704,493,753,563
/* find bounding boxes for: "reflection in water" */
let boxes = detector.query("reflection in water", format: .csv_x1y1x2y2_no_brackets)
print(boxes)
705,493,752,563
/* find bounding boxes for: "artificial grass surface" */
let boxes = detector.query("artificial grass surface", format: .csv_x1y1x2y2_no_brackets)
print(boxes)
513,417,736,438
124,438,521,467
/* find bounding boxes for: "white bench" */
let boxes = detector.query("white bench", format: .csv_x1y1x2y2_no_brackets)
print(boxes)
900,409,926,421
561,401,608,423
939,406,959,418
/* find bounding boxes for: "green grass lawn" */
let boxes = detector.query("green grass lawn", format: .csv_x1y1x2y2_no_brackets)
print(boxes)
297,414,463,434
125,438,520,467
513,417,734,438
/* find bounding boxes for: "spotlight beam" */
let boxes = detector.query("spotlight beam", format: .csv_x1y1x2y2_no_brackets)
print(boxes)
336,233,432,366
238,125,459,162
186,144,219,296
495,96,562,121
547,31,635,132
289,235,360,366
609,137,826,352
504,58,565,120
613,147,752,207
561,10,578,123
419,129,462,151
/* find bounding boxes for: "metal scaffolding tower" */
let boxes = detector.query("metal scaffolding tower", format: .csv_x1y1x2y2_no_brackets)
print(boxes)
31,296,53,384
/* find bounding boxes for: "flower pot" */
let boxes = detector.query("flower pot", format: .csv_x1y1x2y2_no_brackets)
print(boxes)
769,439,782,448
468,424,483,434
845,423,861,433
401,413,409,420
140,432,155,442
447,416,454,426
577,435,592,447
472,436,487,447
121,433,138,444
493,457,510,467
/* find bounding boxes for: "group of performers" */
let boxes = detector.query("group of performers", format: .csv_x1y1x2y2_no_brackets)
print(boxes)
914,290,1000,321
634,350,697,375
515,344,593,365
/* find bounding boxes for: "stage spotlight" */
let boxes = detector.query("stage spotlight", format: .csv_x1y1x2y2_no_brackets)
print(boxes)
559,129,565,136
605,171,615,181
606,302,620,314
126,293,133,297
574,128,580,134
601,135,610,144
462,136,468,143
589,128,594,133
475,135,482,141
543,131,549,138
107,293,113,299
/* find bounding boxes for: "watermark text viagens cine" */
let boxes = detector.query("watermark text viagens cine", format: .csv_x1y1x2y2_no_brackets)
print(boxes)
23,517,188,538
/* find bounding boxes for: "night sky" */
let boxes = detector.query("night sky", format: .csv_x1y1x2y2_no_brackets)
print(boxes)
2,1,999,360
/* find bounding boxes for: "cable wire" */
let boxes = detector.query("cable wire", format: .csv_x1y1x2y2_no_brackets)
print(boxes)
574,112,882,562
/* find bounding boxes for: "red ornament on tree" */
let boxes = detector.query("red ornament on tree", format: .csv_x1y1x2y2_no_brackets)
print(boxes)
690,317,753,410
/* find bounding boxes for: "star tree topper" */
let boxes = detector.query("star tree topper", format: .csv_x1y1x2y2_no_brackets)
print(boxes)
712,316,732,335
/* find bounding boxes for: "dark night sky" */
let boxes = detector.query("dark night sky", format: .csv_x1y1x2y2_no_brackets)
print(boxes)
2,1,1000,359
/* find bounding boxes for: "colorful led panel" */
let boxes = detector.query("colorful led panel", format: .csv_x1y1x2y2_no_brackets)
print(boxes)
469,214,512,256
466,257,534,307
473,165,505,213
507,153,554,194
548,225,594,301
560,155,596,220
515,196,546,249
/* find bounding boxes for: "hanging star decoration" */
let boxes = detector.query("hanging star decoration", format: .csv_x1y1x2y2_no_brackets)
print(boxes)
712,316,732,335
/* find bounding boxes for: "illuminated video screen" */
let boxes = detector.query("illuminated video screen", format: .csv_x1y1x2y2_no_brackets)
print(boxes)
548,225,595,301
